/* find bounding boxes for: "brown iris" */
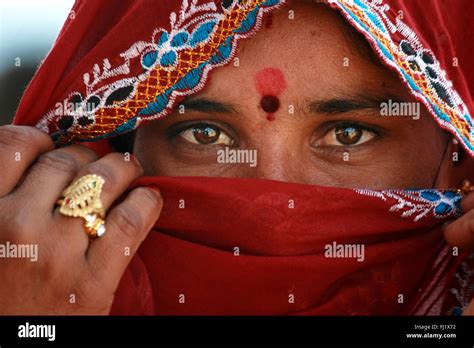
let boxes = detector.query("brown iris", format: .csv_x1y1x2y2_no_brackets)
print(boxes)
334,126,362,145
193,126,220,144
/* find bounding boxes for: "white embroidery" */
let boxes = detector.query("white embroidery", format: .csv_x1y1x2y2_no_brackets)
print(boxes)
354,189,462,222
328,0,473,156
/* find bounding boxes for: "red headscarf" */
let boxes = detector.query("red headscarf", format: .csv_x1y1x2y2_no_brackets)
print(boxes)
12,0,474,315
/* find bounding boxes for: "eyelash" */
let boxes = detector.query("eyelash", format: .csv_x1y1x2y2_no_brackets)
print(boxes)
168,121,237,148
168,120,384,151
319,121,383,146
322,121,382,137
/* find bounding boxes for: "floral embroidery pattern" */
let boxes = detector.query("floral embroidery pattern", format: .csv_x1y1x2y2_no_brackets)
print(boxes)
354,189,462,221
327,0,473,156
445,253,474,315
36,0,284,145
36,0,472,155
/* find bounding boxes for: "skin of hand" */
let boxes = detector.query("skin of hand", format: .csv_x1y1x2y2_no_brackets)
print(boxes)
444,192,474,314
0,125,163,314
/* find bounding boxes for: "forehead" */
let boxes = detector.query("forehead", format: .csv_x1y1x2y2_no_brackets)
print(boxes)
197,1,407,102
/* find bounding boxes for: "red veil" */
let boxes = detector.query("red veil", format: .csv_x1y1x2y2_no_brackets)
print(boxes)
12,0,474,314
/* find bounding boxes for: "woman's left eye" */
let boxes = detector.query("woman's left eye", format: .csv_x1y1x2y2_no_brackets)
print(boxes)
315,124,377,147
177,124,233,146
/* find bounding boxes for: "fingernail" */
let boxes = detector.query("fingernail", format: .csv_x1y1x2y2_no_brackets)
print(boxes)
148,186,161,196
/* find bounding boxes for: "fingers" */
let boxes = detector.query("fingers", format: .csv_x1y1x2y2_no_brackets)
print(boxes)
14,144,99,210
50,152,143,246
461,192,474,211
443,209,474,250
462,299,474,316
0,125,54,197
86,187,163,288
72,152,144,211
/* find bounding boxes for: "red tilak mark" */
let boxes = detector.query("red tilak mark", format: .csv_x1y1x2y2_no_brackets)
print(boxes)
254,67,286,121
255,67,286,96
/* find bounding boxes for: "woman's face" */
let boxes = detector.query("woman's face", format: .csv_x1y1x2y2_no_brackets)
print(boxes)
134,1,455,189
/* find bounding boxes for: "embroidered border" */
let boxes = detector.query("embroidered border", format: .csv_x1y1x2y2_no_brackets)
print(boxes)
327,0,473,155
35,0,473,155
445,253,474,315
36,0,284,145
354,189,462,221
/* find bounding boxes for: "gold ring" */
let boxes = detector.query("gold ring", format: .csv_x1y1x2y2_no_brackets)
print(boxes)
57,174,106,239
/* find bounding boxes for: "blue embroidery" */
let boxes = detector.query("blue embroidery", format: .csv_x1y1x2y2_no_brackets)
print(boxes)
156,31,169,47
170,31,190,47
142,51,158,68
160,51,178,67
234,7,259,34
189,21,217,46
354,189,462,221
209,36,233,64
174,64,206,90
139,90,173,116
329,0,473,156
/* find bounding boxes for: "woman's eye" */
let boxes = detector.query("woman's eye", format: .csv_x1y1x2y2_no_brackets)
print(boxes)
316,124,376,147
177,124,233,146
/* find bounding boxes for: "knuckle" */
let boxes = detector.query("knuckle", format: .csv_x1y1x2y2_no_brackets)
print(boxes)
68,144,99,162
0,125,49,151
0,209,33,238
110,206,144,240
36,150,81,177
82,163,118,188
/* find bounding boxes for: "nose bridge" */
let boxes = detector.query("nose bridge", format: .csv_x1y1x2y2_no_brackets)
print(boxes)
252,138,300,182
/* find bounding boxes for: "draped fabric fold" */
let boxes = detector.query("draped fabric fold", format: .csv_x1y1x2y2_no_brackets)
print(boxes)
110,177,466,315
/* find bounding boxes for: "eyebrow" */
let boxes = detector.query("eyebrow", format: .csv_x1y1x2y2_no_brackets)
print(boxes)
308,94,404,115
178,94,406,117
178,97,237,114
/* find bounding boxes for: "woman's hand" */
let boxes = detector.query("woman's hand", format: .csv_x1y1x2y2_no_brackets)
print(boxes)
0,125,163,314
444,191,474,315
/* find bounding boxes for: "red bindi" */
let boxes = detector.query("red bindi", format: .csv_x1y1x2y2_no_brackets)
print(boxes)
254,67,286,121
260,95,280,113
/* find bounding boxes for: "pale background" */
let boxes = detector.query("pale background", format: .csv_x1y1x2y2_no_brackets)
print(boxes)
0,0,74,125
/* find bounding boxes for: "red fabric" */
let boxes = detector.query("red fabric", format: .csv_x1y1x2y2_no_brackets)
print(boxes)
111,177,457,315
10,0,474,314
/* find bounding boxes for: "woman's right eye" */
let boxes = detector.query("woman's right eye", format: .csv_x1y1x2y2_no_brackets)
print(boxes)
177,124,234,146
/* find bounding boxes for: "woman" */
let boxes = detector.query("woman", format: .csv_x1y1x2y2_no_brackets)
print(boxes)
0,0,473,315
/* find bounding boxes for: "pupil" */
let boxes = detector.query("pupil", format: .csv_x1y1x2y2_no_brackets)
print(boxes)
193,126,219,144
335,126,362,145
